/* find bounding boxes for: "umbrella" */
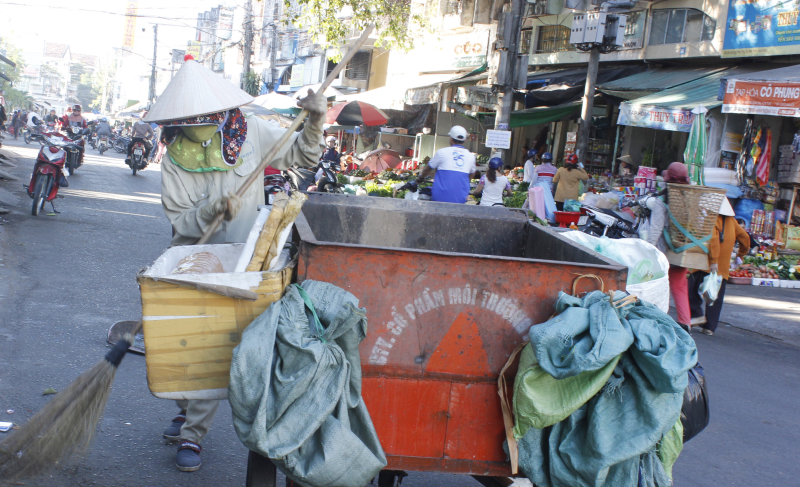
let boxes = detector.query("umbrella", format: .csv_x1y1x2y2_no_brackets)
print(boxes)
683,105,707,185
359,149,402,173
252,92,301,115
326,101,388,126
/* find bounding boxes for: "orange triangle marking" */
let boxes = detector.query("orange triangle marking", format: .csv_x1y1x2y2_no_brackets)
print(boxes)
425,312,491,376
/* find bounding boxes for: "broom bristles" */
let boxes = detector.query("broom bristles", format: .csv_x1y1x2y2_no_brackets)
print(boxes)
0,333,134,483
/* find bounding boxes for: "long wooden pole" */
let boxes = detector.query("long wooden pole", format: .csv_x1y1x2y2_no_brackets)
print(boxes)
198,24,375,244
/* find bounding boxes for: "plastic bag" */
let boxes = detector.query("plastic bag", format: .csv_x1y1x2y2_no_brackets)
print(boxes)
563,199,581,212
680,363,709,443
562,232,671,312
699,272,723,304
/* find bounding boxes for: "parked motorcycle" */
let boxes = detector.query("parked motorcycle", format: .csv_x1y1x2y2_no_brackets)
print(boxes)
26,133,73,216
264,172,289,204
129,140,147,175
581,204,638,238
113,135,130,153
282,166,316,192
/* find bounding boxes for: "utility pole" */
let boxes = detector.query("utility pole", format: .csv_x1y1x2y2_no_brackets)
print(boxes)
270,23,278,92
574,46,600,161
242,0,254,90
148,24,158,105
491,0,527,160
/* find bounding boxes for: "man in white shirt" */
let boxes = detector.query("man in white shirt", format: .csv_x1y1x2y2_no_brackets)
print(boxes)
523,149,538,184
415,126,476,203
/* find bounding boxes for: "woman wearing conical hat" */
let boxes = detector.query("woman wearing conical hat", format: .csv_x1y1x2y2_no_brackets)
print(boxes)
146,56,326,472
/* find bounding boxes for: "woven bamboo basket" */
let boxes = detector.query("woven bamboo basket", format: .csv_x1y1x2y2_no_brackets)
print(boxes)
667,184,727,254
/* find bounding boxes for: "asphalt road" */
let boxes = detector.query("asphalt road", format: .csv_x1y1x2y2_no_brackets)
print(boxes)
0,136,798,486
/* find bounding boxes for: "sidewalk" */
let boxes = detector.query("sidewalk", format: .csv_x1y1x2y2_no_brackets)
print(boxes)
672,283,800,348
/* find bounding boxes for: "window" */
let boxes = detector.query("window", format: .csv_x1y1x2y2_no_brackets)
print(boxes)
345,51,370,81
535,25,574,54
648,9,716,45
520,28,532,54
622,10,647,49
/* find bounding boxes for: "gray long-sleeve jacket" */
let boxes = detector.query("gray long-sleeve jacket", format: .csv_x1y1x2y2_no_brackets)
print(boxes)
161,114,323,246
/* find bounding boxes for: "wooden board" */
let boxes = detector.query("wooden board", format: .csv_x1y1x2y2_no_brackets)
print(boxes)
138,267,292,399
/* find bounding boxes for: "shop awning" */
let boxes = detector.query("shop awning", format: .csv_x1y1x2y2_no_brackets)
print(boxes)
598,66,728,100
524,65,644,108
618,65,770,132
0,53,15,68
510,101,582,128
405,72,489,105
720,64,800,117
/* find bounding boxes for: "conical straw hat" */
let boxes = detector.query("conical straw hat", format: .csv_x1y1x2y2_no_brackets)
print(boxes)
144,60,254,123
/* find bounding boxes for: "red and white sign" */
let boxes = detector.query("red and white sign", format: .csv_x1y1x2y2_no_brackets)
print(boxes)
722,79,800,117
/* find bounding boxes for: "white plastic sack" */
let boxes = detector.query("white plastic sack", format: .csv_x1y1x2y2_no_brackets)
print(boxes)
562,231,671,312
699,272,723,304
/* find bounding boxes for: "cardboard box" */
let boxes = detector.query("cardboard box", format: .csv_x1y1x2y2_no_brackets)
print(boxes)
138,217,294,400
665,250,710,271
752,278,780,287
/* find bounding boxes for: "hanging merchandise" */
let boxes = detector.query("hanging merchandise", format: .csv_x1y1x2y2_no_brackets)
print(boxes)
735,119,754,184
683,106,708,185
755,128,772,187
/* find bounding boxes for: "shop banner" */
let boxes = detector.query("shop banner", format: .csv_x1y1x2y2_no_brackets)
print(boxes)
722,0,800,58
617,104,695,132
122,1,138,50
722,79,800,116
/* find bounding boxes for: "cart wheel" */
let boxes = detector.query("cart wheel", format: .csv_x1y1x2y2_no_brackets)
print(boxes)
471,476,514,487
378,470,408,487
245,450,276,487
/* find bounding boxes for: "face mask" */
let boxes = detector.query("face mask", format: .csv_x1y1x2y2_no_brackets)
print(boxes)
181,125,218,143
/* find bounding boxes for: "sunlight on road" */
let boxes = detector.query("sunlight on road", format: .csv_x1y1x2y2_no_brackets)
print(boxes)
79,207,160,218
61,189,162,204
725,295,800,315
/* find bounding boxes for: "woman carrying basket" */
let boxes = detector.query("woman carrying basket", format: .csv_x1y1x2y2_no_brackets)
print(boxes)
642,162,693,331
687,198,750,335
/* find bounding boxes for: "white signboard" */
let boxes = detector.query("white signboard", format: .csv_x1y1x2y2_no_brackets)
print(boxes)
485,130,512,149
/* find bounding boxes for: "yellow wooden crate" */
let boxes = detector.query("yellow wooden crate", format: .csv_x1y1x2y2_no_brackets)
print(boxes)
138,242,292,400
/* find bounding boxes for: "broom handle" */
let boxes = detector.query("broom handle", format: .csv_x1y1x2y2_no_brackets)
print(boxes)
197,24,376,245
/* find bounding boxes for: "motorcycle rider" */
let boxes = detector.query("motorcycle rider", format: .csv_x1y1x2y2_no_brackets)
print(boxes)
61,104,88,165
126,112,155,166
95,117,113,149
45,109,59,125
321,135,340,164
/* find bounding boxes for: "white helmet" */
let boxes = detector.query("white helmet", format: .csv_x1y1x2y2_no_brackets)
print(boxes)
448,125,468,142
326,135,336,143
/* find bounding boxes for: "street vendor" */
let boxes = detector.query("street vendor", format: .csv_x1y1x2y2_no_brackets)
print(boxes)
144,55,325,472
415,126,476,203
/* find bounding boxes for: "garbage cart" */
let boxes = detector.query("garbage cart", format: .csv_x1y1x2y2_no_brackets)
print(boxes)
246,193,628,487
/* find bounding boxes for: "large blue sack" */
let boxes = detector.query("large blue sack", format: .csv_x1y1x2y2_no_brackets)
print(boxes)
517,291,697,487
229,280,386,487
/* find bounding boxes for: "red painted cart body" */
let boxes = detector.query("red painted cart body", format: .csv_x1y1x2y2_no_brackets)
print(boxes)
295,194,627,477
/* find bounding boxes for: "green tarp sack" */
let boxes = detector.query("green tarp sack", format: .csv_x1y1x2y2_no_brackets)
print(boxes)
514,291,697,487
229,281,387,487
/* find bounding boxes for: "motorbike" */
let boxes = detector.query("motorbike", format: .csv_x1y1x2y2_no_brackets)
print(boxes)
61,126,89,174
26,132,75,216
264,171,290,204
97,135,110,155
282,166,316,192
113,135,130,153
581,204,638,239
314,160,343,193
129,140,147,175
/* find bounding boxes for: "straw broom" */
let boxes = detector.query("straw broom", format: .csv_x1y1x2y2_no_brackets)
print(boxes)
0,24,375,482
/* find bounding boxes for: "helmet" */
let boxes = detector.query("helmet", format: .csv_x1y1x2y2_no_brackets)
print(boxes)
488,157,503,170
326,135,336,143
448,125,468,142
541,152,553,162
566,154,579,165
72,104,81,111
527,149,538,157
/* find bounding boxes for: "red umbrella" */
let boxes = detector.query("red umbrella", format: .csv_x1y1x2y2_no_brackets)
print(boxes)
359,149,402,173
326,101,388,126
